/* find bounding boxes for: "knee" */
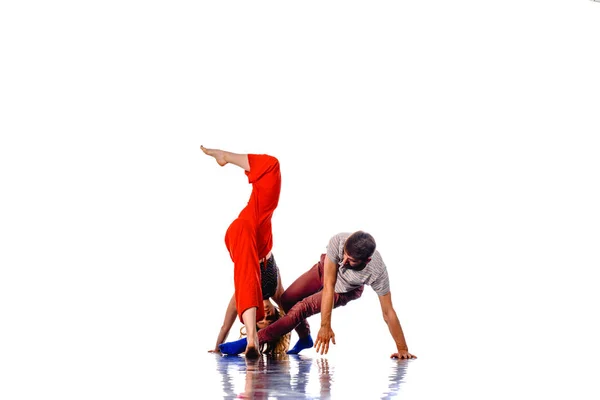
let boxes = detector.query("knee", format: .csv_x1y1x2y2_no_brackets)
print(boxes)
264,156,280,175
287,299,311,319
266,155,279,168
280,291,295,312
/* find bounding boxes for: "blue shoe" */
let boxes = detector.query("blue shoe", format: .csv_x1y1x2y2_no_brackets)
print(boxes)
219,337,247,355
286,335,314,355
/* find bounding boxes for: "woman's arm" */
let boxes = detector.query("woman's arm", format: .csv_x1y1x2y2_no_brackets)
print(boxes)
209,293,237,352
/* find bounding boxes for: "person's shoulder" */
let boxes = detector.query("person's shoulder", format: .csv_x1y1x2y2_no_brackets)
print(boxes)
328,232,351,243
333,232,351,238
370,250,387,269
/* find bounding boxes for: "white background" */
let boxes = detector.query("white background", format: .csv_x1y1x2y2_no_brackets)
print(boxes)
1,1,599,399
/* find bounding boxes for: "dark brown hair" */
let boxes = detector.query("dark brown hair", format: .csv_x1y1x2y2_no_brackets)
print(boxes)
344,231,376,261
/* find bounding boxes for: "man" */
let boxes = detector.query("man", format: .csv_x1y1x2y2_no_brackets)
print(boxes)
219,231,417,359
201,145,281,358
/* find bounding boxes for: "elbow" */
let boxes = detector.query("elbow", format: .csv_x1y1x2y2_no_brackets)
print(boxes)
382,310,396,325
382,312,391,325
323,281,336,292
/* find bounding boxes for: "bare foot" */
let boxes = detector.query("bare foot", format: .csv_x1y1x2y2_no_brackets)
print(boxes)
200,145,228,167
245,346,260,359
245,335,260,359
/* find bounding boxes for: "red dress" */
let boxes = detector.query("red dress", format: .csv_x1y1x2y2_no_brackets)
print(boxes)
224,154,281,323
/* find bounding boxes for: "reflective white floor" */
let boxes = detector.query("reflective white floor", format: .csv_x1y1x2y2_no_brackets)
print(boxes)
199,341,599,400
203,352,412,399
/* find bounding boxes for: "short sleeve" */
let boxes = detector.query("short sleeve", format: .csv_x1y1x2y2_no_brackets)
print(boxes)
371,268,390,296
326,233,344,265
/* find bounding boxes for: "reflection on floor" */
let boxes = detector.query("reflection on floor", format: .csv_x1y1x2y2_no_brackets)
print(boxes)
209,352,411,399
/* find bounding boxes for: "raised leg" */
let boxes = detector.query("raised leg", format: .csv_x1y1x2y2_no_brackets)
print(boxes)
200,145,250,170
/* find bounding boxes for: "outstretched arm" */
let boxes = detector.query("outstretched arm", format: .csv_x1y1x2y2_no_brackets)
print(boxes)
314,255,338,355
378,292,417,359
209,293,238,353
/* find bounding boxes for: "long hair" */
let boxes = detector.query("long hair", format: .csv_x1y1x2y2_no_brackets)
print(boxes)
239,306,291,355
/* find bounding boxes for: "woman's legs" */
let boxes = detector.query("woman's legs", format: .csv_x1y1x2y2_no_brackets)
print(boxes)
202,146,281,358
241,154,281,259
200,145,250,170
225,218,262,356
202,145,260,357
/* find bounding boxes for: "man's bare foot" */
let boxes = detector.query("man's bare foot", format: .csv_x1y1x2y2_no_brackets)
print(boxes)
200,145,228,167
245,346,260,359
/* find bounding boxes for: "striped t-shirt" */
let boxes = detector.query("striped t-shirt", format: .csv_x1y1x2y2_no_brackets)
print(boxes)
325,232,390,296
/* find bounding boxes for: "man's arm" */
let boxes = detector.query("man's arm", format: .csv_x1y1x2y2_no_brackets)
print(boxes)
378,291,417,359
314,255,338,355
208,293,237,352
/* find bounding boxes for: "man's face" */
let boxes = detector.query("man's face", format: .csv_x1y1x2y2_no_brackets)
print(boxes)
342,252,369,271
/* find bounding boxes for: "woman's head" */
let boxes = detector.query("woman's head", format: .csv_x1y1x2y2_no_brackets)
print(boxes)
239,299,291,355
257,300,278,330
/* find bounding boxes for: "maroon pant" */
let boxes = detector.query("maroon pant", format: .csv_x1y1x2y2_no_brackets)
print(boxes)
258,254,364,344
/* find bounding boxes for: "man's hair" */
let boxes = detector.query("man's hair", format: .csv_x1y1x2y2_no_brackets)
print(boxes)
344,231,376,261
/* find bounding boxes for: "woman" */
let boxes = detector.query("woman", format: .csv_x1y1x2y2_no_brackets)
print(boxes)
244,297,291,356
209,255,290,355
201,145,285,357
